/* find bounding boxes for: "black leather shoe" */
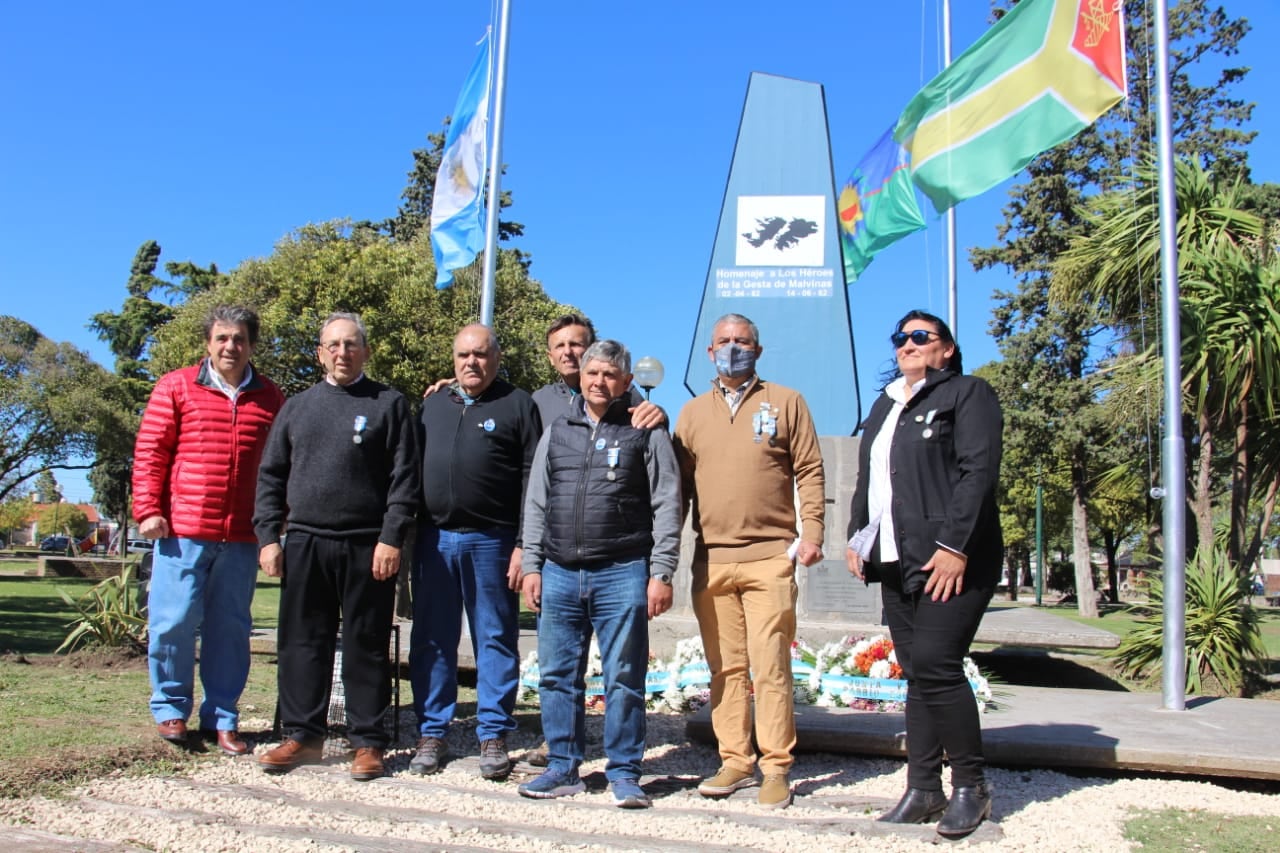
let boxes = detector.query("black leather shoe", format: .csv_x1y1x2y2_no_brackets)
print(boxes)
937,783,992,837
877,787,948,823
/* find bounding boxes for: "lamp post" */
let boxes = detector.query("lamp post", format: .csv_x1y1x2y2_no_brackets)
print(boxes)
1035,466,1044,607
633,356,664,401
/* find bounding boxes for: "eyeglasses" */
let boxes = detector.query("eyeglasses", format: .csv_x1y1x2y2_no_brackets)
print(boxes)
891,329,940,348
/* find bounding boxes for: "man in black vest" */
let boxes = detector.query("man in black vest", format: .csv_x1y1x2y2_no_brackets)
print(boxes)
516,340,681,808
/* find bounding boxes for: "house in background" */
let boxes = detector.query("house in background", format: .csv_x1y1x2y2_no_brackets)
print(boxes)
12,503,117,551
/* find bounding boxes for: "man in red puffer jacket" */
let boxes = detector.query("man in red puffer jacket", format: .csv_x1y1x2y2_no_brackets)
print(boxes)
132,305,284,756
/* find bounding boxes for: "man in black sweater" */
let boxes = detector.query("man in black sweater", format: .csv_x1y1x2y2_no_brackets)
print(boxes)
254,312,419,782
409,323,542,780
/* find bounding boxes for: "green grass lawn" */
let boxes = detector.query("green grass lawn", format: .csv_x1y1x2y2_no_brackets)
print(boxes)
1044,601,1280,660
0,575,283,654
0,572,492,799
1125,808,1280,852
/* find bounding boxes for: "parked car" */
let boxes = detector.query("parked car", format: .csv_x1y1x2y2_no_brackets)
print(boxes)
126,539,152,554
39,535,71,552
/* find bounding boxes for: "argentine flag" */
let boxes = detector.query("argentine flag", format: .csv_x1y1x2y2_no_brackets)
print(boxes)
431,33,491,287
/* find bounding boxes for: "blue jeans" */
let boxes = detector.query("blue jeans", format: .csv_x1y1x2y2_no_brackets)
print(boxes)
538,558,649,782
146,538,258,730
410,525,519,743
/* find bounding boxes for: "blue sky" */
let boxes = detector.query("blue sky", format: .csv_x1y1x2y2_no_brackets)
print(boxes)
3,0,1278,505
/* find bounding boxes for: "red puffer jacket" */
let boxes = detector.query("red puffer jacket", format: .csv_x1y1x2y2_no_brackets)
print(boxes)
132,361,285,541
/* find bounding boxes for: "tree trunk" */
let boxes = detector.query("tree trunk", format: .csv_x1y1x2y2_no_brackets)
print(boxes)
1191,411,1215,557
1228,397,1250,575
1102,527,1120,604
1244,474,1279,573
1071,446,1098,618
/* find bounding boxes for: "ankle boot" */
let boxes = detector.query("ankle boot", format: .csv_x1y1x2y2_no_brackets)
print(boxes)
937,782,992,837
877,787,948,823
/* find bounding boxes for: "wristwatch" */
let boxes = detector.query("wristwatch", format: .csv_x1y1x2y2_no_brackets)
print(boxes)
652,572,674,586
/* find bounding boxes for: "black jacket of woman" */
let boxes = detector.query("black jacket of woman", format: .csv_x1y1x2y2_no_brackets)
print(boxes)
847,366,1003,591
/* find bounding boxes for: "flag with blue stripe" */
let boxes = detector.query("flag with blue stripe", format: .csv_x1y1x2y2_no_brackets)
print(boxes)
430,32,491,287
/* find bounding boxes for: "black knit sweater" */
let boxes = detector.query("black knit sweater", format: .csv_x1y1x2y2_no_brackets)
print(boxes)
254,377,420,548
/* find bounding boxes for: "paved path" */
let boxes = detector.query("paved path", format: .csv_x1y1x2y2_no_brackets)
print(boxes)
690,684,1280,781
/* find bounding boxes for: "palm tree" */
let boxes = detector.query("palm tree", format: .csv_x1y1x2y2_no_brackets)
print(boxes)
1051,158,1280,578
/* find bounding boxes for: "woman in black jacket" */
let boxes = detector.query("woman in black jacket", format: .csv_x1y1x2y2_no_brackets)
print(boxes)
845,309,1003,838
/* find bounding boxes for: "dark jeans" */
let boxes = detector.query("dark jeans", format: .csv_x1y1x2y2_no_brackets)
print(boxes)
409,524,520,743
538,557,649,782
277,531,396,748
880,578,993,790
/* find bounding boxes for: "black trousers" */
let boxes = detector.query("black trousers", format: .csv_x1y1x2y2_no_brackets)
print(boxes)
880,574,993,790
277,531,396,748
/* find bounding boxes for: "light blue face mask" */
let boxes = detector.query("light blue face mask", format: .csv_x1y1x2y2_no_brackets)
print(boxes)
714,343,758,379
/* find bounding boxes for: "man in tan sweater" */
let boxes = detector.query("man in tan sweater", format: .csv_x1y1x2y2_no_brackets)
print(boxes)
672,313,825,810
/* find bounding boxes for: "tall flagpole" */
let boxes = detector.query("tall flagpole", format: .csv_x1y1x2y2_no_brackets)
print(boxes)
479,0,512,327
943,0,958,335
1153,0,1187,711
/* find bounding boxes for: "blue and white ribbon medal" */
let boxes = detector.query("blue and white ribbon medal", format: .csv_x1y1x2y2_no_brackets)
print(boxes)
353,415,367,444
922,409,937,439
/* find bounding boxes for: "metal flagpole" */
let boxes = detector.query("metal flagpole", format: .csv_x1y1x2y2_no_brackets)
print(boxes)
479,0,512,327
1153,0,1187,711
943,0,958,335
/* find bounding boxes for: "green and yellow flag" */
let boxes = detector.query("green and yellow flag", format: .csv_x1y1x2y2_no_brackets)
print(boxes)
895,0,1127,212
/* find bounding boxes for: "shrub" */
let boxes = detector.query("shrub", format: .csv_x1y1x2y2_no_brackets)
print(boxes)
1107,548,1265,695
56,562,147,653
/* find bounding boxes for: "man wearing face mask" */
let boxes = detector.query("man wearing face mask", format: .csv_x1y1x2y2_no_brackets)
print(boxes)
672,313,825,810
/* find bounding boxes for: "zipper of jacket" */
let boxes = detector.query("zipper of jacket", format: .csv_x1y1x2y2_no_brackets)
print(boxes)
447,400,469,521
225,392,240,542
573,418,600,560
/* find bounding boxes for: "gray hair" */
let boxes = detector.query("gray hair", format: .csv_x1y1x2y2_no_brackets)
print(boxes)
713,312,760,345
581,339,631,374
320,311,368,346
204,305,260,345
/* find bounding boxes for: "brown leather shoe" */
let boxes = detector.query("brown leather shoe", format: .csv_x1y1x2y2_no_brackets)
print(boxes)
202,729,249,756
350,747,385,781
157,719,188,743
258,738,323,773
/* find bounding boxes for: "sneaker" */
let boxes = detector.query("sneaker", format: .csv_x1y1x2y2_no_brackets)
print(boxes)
478,737,511,779
409,736,446,776
610,778,651,809
518,768,586,800
758,773,792,809
697,765,758,797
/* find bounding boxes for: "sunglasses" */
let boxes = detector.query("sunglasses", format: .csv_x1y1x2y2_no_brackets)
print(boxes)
891,329,940,348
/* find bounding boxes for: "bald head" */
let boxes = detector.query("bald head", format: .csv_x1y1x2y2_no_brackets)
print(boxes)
453,323,501,396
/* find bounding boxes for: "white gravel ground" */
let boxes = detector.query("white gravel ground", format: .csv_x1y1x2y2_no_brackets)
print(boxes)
2,711,1277,852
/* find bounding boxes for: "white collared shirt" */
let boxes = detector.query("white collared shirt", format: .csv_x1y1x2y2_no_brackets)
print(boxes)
861,375,924,563
207,360,254,401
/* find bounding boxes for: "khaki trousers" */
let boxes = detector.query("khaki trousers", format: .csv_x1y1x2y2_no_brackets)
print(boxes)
691,552,797,775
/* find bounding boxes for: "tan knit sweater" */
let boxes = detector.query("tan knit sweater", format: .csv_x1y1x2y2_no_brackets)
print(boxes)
673,378,826,563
